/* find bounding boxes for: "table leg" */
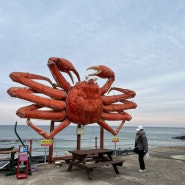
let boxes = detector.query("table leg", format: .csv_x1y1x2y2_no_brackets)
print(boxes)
112,164,119,174
67,164,73,171
10,152,15,170
86,170,92,180
6,152,16,176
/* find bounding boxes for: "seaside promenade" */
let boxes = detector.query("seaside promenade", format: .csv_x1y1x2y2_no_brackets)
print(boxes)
0,146,185,185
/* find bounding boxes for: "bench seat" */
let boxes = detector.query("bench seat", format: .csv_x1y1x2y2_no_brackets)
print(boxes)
84,159,124,169
68,159,125,180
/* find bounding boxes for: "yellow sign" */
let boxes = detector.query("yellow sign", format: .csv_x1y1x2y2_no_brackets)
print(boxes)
40,139,53,146
112,137,119,142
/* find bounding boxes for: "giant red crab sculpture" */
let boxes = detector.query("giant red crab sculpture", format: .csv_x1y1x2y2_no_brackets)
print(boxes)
7,57,137,139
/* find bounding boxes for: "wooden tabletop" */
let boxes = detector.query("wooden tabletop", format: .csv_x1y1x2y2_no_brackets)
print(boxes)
0,149,18,154
68,148,114,155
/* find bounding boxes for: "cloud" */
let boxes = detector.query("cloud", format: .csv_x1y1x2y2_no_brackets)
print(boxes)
0,0,185,127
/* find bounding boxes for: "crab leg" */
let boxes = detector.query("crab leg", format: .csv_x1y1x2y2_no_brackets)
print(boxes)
8,72,66,100
102,88,136,104
48,57,80,91
17,104,66,120
98,120,125,136
102,111,132,121
109,87,136,96
27,118,71,139
103,100,137,112
7,87,66,110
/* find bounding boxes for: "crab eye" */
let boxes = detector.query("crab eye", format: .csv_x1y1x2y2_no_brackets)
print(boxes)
94,77,98,81
85,75,89,80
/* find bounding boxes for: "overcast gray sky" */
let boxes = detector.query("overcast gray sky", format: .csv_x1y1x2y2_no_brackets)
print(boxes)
1,0,185,128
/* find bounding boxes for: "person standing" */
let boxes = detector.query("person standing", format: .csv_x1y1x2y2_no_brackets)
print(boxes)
134,125,148,172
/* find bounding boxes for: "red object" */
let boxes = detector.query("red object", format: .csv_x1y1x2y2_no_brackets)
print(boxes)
16,145,29,179
7,57,137,139
29,139,32,155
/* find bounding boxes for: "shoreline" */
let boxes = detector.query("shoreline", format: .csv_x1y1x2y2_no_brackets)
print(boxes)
0,146,185,185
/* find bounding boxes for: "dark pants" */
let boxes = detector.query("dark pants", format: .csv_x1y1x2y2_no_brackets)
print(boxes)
138,150,145,170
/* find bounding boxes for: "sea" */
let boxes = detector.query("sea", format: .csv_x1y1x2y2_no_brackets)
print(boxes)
0,125,185,158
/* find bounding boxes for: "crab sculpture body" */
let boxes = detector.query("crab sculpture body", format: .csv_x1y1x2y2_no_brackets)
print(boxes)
7,57,137,139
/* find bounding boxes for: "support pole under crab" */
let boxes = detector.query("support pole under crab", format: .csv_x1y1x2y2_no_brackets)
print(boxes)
100,127,104,149
48,121,54,163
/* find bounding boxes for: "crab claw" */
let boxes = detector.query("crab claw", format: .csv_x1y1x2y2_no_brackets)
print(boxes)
48,57,80,83
87,65,115,80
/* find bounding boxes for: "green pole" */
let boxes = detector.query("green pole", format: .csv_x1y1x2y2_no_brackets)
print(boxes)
14,121,32,175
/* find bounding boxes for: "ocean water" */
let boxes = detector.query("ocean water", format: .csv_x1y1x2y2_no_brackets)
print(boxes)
0,124,185,157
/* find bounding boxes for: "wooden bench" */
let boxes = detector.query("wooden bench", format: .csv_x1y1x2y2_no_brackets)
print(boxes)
52,156,73,165
0,147,16,163
53,154,99,164
68,159,125,180
60,156,73,163
0,147,17,172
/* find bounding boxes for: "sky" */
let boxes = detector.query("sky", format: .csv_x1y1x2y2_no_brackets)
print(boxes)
0,0,185,128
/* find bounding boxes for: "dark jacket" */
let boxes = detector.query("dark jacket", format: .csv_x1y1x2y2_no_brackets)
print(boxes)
135,130,148,152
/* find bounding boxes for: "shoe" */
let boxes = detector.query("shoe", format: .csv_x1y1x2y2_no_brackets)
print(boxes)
139,169,145,172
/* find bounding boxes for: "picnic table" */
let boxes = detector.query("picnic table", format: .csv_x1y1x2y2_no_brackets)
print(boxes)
0,147,18,176
66,148,125,180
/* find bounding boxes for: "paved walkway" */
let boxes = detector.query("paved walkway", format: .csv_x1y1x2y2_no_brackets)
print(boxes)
0,146,185,185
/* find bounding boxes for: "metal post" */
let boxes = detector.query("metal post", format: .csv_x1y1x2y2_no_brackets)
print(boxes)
114,142,117,157
77,125,81,150
95,137,97,149
100,127,104,149
29,139,32,155
44,146,47,164
48,121,54,163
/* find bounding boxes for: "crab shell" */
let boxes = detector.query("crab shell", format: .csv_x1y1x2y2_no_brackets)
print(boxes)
66,79,102,124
